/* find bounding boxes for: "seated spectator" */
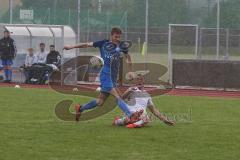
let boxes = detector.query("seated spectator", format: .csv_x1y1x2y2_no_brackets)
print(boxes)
23,48,37,83
24,63,53,85
42,45,61,83
36,43,47,64
25,48,37,67
46,45,61,68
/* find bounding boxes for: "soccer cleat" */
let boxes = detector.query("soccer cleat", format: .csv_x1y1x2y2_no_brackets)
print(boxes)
112,116,120,126
75,104,82,122
126,123,142,128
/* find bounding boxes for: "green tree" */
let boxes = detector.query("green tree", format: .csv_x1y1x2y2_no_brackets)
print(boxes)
124,0,190,27
203,0,240,28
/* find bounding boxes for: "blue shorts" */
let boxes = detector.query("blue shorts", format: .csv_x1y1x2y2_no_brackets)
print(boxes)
100,72,117,92
2,59,13,66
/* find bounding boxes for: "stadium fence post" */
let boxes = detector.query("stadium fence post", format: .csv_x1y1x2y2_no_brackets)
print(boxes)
61,25,65,86
225,28,229,60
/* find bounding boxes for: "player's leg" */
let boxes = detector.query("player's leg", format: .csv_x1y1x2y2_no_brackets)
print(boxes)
115,87,122,96
110,87,144,120
126,113,150,128
126,120,146,128
113,112,149,128
2,60,9,82
3,59,13,82
112,115,130,126
109,88,132,117
7,63,13,82
79,92,109,112
2,60,6,80
75,92,109,121
98,72,133,117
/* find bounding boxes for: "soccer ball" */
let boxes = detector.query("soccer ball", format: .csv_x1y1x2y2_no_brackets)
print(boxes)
89,56,104,68
14,85,21,88
96,87,101,92
72,87,79,92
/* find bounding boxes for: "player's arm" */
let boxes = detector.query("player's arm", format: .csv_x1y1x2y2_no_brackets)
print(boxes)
63,42,94,50
124,53,133,72
148,103,175,126
124,53,136,80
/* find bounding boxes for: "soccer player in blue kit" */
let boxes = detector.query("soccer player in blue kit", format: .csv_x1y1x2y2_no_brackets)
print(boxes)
64,27,137,121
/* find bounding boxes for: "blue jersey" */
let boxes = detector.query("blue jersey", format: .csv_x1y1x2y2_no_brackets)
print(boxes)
93,39,128,81
93,39,128,92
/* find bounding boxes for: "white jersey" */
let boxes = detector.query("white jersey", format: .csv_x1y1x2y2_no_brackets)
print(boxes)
25,55,37,66
126,87,153,115
36,51,47,63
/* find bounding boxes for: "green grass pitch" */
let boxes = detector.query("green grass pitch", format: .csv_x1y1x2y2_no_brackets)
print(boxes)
0,87,240,160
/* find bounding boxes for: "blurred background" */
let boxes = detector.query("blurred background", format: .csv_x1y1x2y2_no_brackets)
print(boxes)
2,0,240,58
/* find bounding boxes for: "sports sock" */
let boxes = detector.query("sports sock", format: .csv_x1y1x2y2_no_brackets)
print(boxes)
117,99,131,117
8,69,12,81
4,69,9,80
80,100,98,112
114,117,126,126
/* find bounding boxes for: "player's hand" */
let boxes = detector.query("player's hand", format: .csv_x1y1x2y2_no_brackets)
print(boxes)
63,45,73,50
163,119,175,126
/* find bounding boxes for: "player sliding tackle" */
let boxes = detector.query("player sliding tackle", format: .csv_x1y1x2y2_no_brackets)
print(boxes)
113,74,175,128
64,27,137,121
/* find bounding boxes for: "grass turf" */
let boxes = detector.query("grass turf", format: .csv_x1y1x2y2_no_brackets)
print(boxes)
0,87,240,160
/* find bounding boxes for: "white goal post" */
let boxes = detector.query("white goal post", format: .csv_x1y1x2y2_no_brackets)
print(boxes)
168,24,199,84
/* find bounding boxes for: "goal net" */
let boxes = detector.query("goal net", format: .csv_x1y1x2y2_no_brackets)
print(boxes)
198,28,228,60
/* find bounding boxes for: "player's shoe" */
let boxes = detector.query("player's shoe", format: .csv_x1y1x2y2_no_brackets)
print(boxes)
112,116,121,126
126,123,142,128
75,104,82,122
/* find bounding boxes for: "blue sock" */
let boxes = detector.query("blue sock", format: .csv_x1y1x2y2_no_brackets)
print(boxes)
4,69,9,80
8,70,12,81
80,100,98,112
117,99,132,117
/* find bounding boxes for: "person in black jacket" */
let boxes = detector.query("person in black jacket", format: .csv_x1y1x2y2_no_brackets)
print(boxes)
46,45,61,68
0,30,17,83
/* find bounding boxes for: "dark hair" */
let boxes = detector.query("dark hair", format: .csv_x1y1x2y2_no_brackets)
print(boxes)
4,30,10,33
111,27,122,35
40,43,45,46
50,45,55,48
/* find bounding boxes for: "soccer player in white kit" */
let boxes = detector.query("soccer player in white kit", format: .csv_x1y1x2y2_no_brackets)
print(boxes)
112,74,175,128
